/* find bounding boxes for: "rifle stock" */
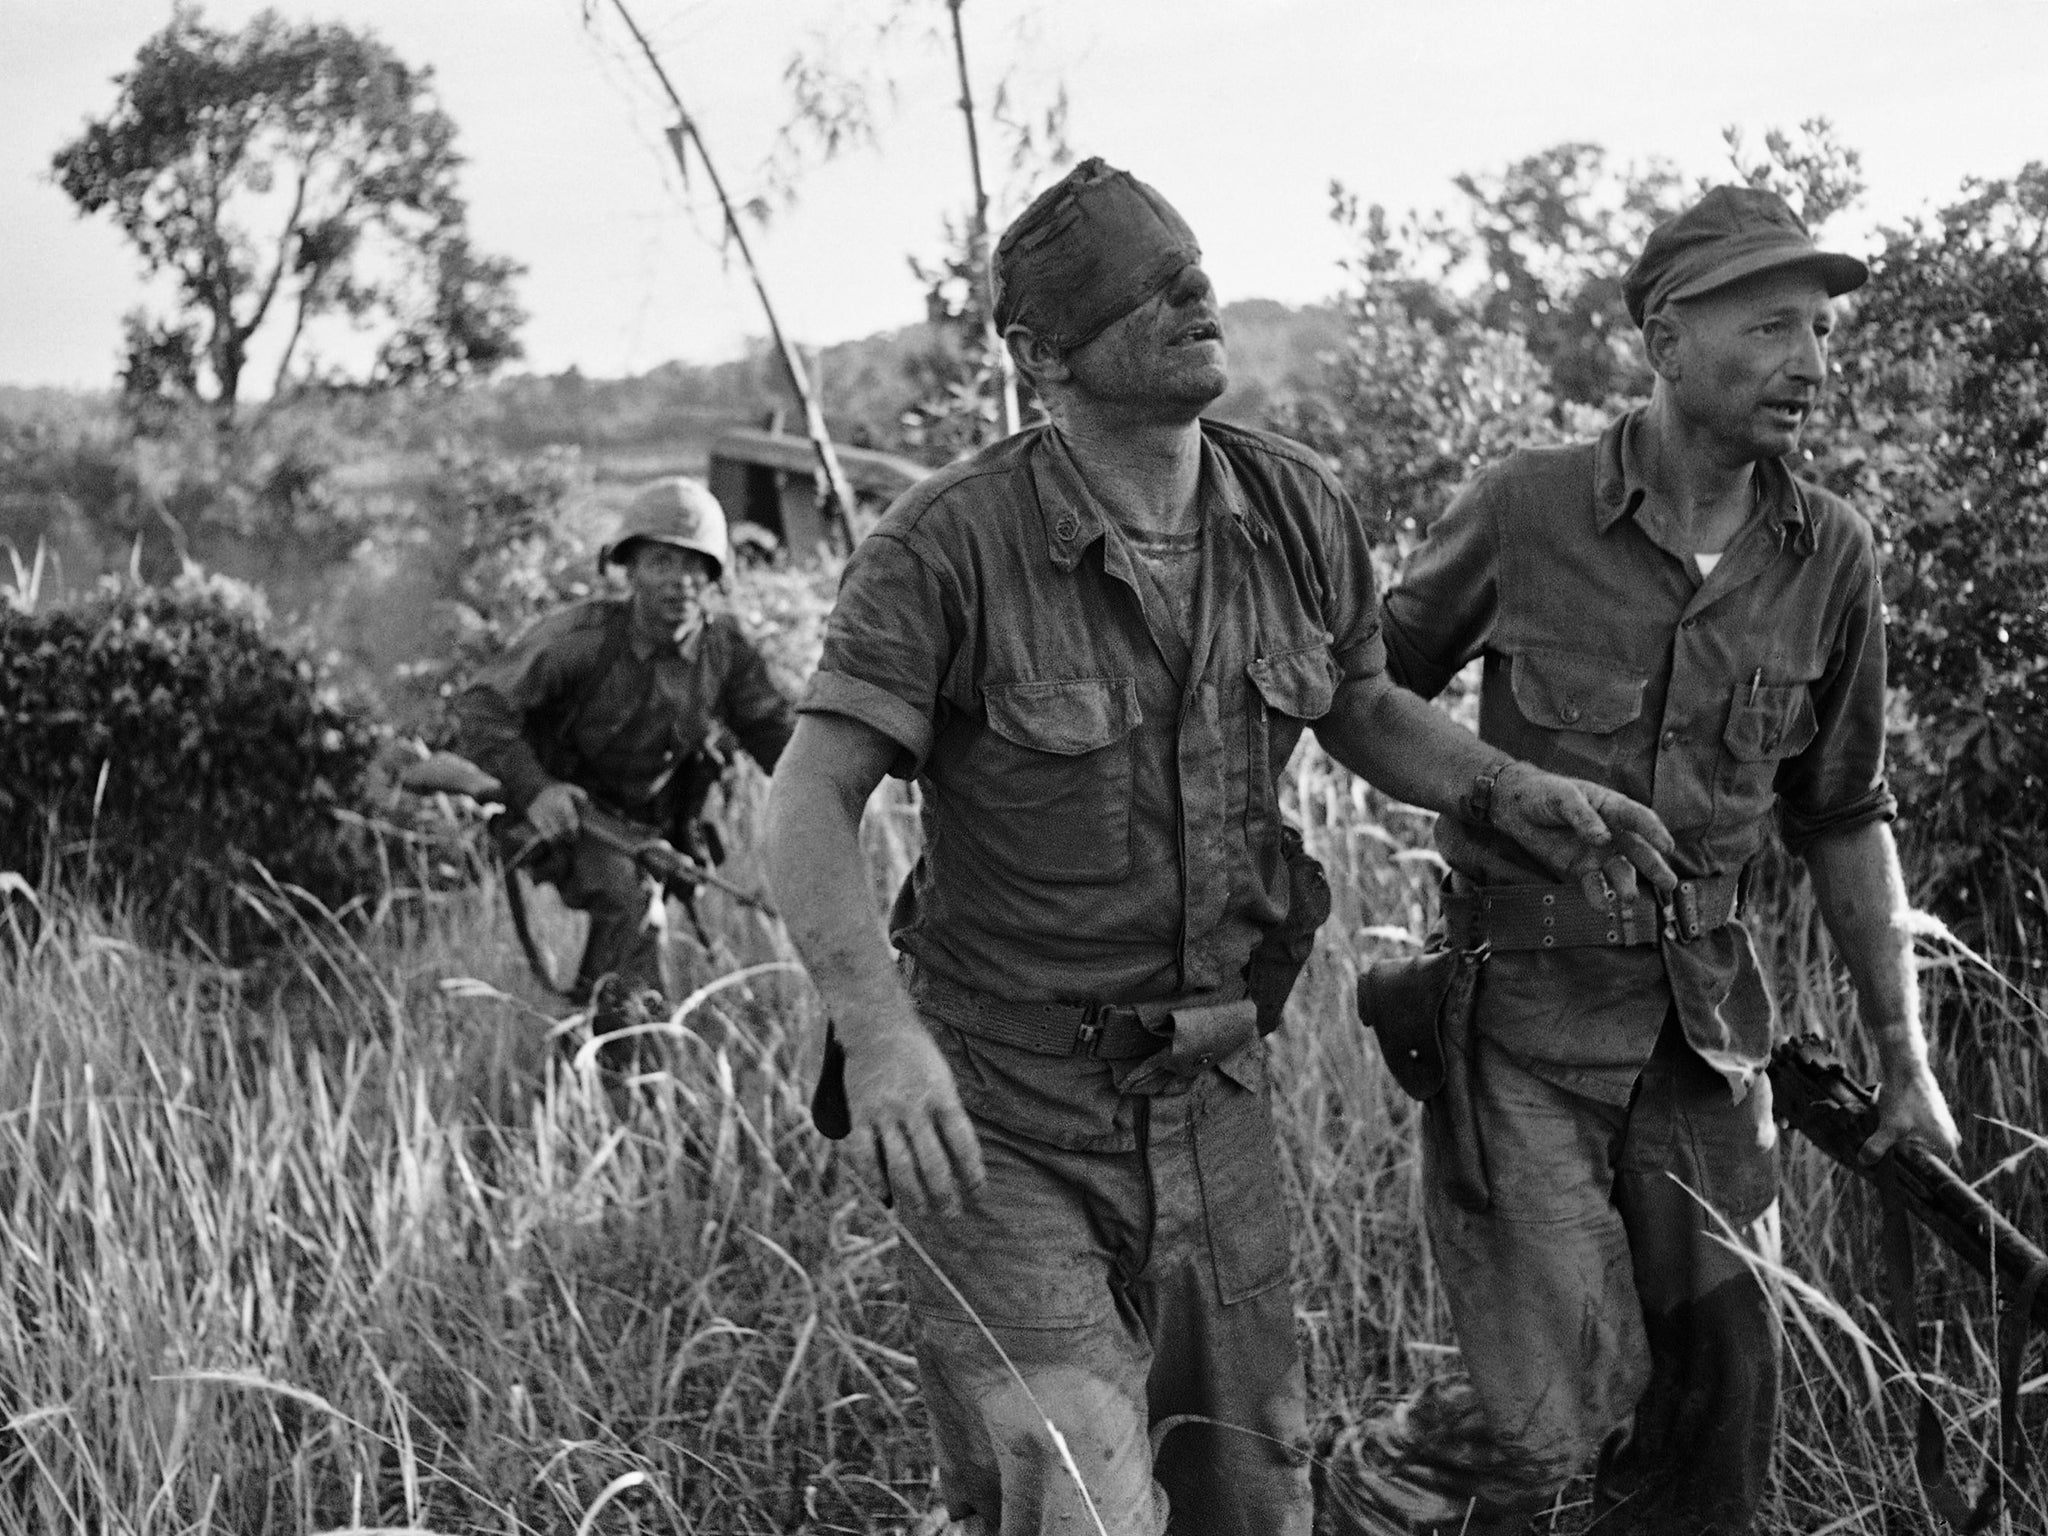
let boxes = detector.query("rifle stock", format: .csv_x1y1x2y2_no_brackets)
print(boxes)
1769,1034,2048,1330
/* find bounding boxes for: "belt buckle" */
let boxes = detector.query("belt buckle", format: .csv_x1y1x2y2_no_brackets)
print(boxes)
1077,1002,1139,1056
1661,880,1702,943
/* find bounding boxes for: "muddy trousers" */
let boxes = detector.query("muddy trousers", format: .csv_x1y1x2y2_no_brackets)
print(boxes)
1421,1021,1781,1536
896,1075,1313,1536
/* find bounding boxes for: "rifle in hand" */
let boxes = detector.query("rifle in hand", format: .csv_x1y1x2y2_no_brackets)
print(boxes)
1770,1034,2047,1529
504,799,776,916
401,749,774,915
1770,1034,2048,1327
400,749,777,997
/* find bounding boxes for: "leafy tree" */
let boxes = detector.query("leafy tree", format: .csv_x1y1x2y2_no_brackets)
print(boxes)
1270,185,1608,544
1723,118,1867,232
52,6,524,424
1448,142,1690,406
1807,165,2048,882
770,0,1069,458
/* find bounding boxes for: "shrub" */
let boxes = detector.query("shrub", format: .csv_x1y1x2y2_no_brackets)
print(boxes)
1804,166,2048,914
0,565,385,952
391,445,601,737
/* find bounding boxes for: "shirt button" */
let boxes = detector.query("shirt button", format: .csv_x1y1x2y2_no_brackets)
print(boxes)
1560,698,1581,723
1681,617,1698,630
1661,729,1680,748
1054,515,1079,540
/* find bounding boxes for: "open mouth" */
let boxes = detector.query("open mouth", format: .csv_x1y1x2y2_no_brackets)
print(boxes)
1761,399,1811,426
1175,316,1223,346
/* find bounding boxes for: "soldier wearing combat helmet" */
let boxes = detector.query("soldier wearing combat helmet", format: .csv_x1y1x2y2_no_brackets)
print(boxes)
456,476,794,1056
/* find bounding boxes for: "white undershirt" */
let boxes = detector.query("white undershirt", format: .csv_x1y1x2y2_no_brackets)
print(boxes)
1693,551,1724,577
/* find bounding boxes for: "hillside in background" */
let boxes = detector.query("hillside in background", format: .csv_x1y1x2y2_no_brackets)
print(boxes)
468,297,1346,472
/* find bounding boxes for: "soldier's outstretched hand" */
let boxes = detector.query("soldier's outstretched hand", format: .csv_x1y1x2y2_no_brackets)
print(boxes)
843,1024,987,1216
1490,764,1679,910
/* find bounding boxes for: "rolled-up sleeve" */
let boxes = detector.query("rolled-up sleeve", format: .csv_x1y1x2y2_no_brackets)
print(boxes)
1776,552,1896,853
1320,481,1389,683
1380,469,1502,701
799,531,954,778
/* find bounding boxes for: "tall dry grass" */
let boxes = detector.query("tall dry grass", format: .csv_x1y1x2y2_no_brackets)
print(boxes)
1,737,2042,1532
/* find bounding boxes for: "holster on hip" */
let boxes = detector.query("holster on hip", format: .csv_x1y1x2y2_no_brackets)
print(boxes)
1356,943,1492,1212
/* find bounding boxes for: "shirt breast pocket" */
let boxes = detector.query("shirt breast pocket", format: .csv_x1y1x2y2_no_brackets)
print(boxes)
1508,648,1647,779
1718,681,1818,824
1245,640,1340,831
979,677,1141,885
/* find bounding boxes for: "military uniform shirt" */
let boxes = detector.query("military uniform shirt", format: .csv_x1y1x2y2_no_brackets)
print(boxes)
802,418,1388,1009
457,598,795,818
1381,407,1896,1100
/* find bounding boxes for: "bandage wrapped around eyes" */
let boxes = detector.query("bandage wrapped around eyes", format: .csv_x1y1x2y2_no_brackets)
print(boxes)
992,156,1201,352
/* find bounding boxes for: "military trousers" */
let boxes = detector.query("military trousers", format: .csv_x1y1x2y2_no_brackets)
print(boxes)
896,1031,1312,1536
550,824,664,1003
1421,1018,1781,1535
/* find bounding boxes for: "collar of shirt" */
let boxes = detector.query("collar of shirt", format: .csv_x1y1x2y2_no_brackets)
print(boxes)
1594,407,1817,557
1030,422,1267,575
626,612,706,665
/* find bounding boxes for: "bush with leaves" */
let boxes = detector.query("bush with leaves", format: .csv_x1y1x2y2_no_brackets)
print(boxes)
388,445,603,735
0,566,385,953
1803,165,2048,908
1269,191,1607,548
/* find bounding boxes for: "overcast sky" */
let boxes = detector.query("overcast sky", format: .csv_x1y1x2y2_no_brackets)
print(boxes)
5,0,2045,390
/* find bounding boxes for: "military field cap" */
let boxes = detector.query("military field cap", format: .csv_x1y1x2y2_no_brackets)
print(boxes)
993,156,1201,352
601,476,729,578
1623,185,1868,328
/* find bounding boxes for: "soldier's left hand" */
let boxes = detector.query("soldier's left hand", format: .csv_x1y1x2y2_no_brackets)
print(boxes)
1860,1054,1962,1165
1490,764,1679,910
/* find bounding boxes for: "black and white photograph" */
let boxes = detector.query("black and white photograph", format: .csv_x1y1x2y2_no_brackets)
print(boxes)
3,2,2045,1531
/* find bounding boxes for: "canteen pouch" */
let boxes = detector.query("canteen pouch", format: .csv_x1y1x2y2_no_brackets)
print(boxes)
1357,943,1492,1212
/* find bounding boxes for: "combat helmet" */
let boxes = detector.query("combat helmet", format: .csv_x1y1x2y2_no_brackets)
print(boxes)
601,477,730,579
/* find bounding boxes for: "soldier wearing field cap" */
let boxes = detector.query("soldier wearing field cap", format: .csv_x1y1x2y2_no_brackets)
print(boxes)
456,477,793,1049
1359,186,1963,1534
766,157,1678,1536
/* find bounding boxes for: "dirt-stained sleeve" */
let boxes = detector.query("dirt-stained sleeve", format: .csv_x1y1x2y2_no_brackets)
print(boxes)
1379,468,1503,700
1776,544,1897,853
798,529,955,779
453,610,595,817
1318,476,1390,683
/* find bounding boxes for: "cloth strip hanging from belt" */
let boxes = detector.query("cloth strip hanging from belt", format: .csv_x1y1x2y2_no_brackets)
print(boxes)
911,966,1254,1060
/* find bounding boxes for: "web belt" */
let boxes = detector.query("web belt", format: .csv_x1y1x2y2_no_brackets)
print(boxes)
910,967,1249,1059
1443,872,1743,951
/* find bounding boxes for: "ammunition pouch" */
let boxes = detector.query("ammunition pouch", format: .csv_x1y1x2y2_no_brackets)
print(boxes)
1115,998,1262,1096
